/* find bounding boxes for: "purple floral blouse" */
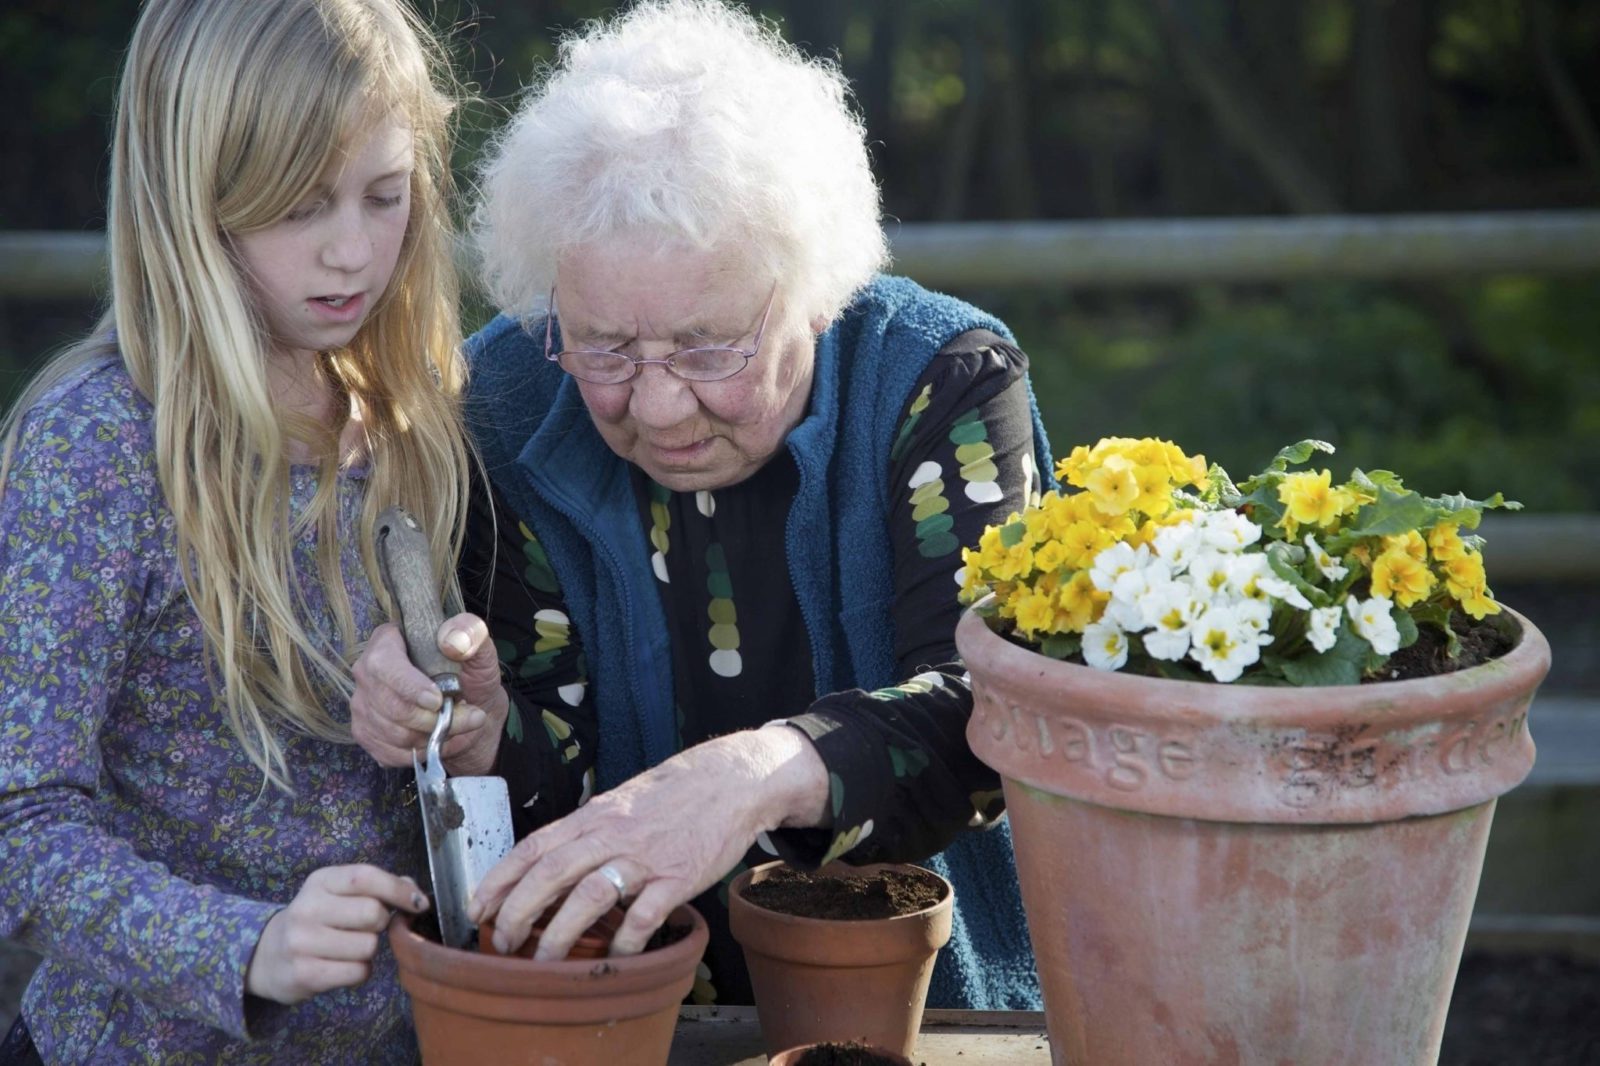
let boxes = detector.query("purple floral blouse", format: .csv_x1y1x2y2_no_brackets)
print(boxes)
0,359,421,1064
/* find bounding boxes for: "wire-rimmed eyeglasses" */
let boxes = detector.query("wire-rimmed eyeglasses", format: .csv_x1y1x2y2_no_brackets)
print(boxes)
543,284,776,385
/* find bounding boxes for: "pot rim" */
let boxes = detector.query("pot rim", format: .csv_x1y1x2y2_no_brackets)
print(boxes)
389,901,708,998
728,860,953,927
958,602,1551,823
958,601,1549,727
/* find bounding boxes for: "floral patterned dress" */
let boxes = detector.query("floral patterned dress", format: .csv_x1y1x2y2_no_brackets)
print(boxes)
461,330,1041,1005
0,359,422,1064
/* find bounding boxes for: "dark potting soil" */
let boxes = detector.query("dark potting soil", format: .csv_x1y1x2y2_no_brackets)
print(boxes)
1362,614,1515,682
790,1042,907,1066
739,866,947,920
408,908,690,954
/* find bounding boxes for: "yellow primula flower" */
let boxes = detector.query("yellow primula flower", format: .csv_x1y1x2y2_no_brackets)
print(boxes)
1278,469,1345,531
1427,522,1466,562
1459,584,1502,620
1033,540,1073,575
1056,520,1108,570
1084,453,1141,516
1013,591,1057,639
1056,570,1105,633
1131,463,1174,518
1440,552,1488,601
1382,530,1427,563
1370,548,1437,608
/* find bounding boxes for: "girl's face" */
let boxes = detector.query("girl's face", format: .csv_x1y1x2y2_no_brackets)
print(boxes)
556,242,820,492
233,117,414,366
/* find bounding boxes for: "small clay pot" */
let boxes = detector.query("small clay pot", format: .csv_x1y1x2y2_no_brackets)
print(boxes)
728,861,953,1060
477,897,626,961
768,1041,915,1066
391,903,708,1066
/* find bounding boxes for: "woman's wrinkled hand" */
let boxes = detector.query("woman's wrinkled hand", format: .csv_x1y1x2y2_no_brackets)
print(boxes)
468,725,830,962
350,614,508,777
245,865,429,1005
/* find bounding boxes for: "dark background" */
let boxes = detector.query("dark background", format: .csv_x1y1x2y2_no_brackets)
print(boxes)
3,0,1599,511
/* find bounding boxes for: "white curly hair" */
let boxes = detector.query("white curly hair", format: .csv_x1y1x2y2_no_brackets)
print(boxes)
472,0,888,326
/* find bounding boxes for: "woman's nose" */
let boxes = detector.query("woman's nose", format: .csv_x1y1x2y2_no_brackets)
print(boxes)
628,363,699,428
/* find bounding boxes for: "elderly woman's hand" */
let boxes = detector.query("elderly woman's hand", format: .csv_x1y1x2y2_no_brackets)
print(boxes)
350,614,508,777
468,724,830,960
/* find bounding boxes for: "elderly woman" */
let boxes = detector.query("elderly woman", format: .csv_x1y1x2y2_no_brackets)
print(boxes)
351,0,1047,1009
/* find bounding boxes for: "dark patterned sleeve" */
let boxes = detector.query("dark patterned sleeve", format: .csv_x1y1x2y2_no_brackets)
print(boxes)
459,470,599,839
768,331,1040,868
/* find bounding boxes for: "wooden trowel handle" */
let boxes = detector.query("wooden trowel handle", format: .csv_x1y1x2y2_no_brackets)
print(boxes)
374,506,462,697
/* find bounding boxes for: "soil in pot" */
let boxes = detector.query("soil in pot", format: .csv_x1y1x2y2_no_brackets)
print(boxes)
772,1041,916,1066
738,866,947,920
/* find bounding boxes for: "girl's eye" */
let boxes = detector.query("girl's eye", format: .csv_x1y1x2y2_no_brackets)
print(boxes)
369,194,404,209
285,202,322,222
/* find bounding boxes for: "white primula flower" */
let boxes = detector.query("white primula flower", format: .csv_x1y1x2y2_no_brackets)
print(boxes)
1151,523,1201,573
1187,604,1269,683
1187,550,1235,601
1108,560,1172,631
1307,606,1342,653
1082,619,1130,671
1346,595,1401,656
1089,542,1151,592
1304,533,1349,582
1233,596,1275,635
1139,582,1205,660
1230,554,1313,611
1201,510,1263,552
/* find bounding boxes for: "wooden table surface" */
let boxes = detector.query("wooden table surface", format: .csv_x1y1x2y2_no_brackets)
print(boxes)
668,1007,1052,1065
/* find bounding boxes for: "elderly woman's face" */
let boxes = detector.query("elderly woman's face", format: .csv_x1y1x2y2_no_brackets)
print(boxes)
556,242,818,492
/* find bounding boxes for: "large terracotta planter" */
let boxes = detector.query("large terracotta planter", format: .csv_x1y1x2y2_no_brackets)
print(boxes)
957,605,1550,1066
390,903,708,1065
728,861,953,1059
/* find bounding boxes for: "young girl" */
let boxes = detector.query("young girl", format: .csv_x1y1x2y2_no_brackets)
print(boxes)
0,1,472,1061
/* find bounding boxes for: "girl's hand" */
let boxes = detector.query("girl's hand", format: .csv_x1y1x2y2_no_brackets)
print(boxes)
350,615,507,776
246,865,429,1005
468,725,830,962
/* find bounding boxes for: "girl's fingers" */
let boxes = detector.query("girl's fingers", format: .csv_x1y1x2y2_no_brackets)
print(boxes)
316,865,429,914
296,958,374,995
303,927,382,963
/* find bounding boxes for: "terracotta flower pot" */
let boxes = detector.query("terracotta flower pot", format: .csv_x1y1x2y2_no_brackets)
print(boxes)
728,861,953,1060
957,605,1551,1066
390,903,708,1066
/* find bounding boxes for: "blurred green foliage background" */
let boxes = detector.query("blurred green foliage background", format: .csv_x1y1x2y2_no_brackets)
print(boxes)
2,0,1597,509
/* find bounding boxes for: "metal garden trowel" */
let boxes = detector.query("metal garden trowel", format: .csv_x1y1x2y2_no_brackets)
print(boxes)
375,506,515,949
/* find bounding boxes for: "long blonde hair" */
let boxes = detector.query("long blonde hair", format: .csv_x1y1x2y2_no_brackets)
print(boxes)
0,0,470,792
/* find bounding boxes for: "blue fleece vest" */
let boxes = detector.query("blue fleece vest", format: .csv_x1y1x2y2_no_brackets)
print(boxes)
466,274,1050,1009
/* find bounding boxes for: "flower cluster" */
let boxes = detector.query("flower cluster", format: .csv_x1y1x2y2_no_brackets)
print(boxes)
959,437,1517,685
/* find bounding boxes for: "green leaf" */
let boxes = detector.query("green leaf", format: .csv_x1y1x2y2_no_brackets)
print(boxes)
1336,484,1435,540
999,521,1026,549
1412,602,1461,658
1265,541,1326,604
1038,633,1081,659
1419,490,1522,531
1270,439,1336,468
1279,625,1366,686
1393,606,1419,650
